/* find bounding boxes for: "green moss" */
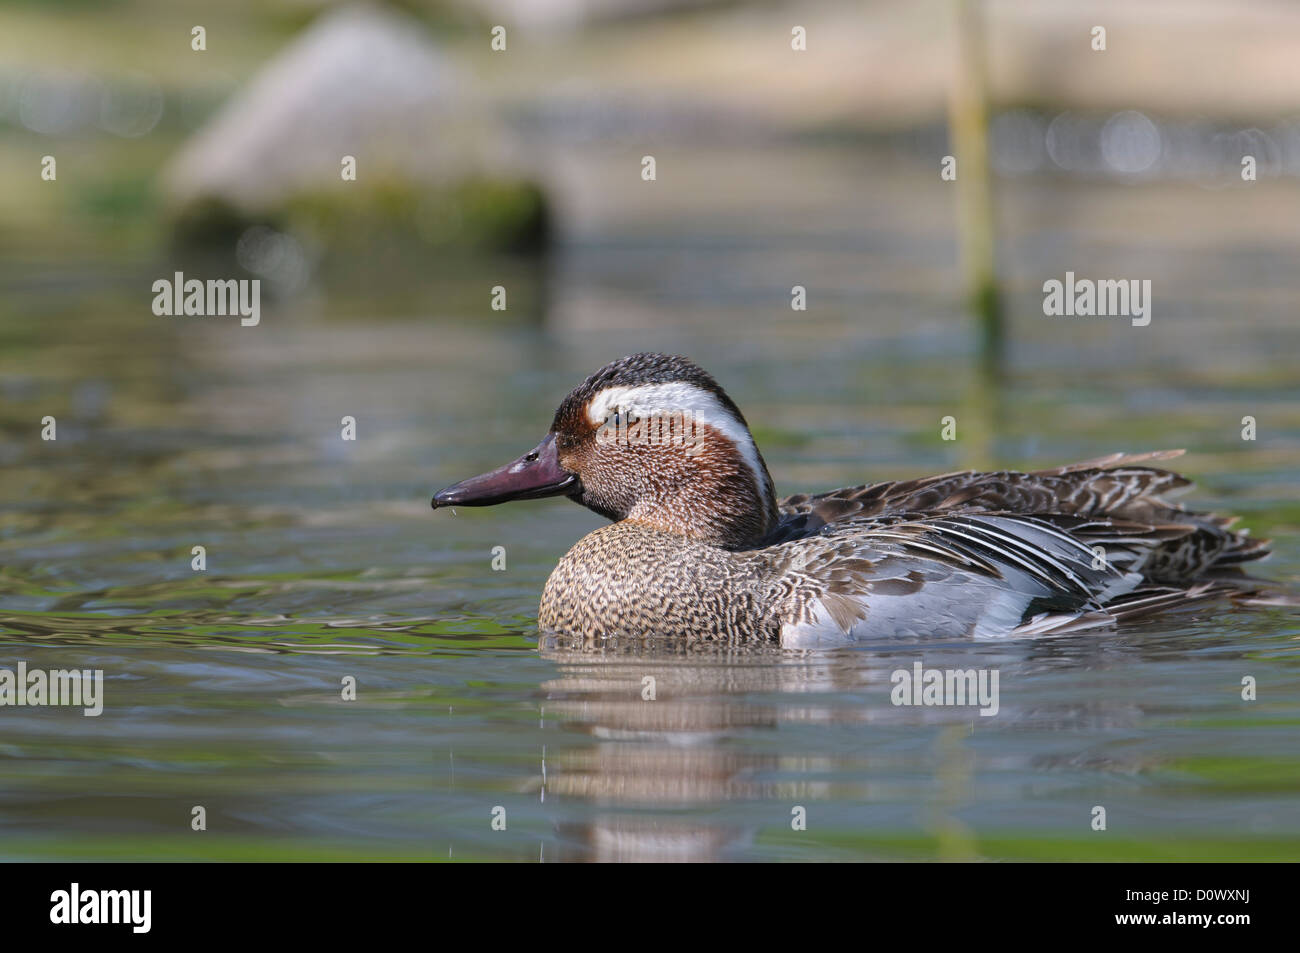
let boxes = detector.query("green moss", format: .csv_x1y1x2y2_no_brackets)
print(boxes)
71,172,156,221
169,195,271,248
163,175,550,259
446,178,550,252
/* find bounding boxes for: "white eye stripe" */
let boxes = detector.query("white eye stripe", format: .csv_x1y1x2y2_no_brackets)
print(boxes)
587,382,771,507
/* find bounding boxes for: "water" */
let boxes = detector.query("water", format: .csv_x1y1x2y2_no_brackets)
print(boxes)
2,146,1297,860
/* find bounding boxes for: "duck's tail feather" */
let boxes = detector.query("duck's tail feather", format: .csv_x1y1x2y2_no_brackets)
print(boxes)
1011,580,1244,637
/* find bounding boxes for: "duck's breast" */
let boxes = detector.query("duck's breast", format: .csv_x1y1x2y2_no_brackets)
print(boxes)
538,522,770,641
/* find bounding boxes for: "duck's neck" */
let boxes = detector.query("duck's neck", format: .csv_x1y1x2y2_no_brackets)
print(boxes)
626,443,779,549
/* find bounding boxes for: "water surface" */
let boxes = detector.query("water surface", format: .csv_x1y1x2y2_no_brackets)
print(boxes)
2,146,1298,861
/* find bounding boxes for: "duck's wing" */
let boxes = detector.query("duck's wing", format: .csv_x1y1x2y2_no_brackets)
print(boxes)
774,451,1190,535
769,451,1268,582
1028,449,1187,474
763,511,1247,646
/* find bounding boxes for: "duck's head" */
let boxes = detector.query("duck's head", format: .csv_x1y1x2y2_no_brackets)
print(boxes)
431,353,779,548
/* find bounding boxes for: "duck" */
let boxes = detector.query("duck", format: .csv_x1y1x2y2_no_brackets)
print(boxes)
431,353,1269,646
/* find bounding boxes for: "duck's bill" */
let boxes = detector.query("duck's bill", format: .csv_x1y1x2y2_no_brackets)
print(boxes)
431,432,578,508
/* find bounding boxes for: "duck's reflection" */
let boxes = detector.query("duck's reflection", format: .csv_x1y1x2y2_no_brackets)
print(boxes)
536,638,828,861
532,630,1185,862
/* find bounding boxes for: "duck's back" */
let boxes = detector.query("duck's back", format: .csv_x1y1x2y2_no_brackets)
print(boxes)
766,452,1268,645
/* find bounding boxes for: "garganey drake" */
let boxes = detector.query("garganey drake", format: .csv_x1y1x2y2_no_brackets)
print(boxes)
432,353,1269,646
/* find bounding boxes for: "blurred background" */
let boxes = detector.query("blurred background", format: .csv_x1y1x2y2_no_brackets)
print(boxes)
0,0,1297,862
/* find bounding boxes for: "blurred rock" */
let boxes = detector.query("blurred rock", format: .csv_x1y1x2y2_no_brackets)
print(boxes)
163,2,549,253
